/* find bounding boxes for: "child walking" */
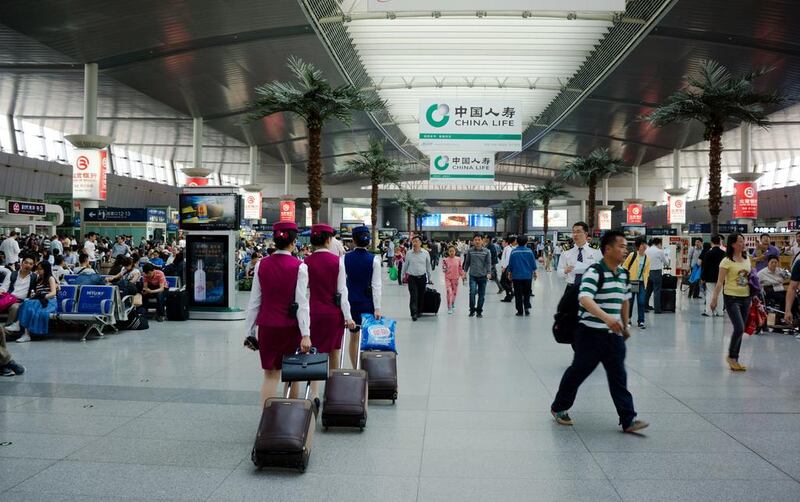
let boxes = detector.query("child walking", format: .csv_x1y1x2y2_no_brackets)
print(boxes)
442,245,466,314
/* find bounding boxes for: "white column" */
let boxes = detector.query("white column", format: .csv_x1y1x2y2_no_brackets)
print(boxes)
741,123,752,174
602,177,609,206
327,197,334,224
632,165,639,200
82,63,98,136
192,117,203,170
580,199,587,222
283,163,292,198
672,149,681,189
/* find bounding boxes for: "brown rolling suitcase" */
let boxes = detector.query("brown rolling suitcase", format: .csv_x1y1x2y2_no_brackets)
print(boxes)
252,349,328,472
322,327,368,430
360,350,398,404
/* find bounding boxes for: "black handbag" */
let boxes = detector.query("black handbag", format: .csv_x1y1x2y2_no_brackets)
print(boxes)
281,348,329,382
288,302,299,319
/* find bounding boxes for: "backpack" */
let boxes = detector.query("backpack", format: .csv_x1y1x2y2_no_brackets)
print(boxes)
552,263,627,344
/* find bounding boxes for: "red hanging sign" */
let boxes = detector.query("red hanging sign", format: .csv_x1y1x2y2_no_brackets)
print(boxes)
626,203,643,224
733,182,758,219
184,177,209,187
279,200,295,223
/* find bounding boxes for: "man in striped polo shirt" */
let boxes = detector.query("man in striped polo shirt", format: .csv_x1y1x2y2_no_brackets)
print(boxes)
550,230,649,433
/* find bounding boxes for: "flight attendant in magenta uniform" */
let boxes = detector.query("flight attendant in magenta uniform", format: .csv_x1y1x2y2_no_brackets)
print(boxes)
304,224,355,407
245,221,311,406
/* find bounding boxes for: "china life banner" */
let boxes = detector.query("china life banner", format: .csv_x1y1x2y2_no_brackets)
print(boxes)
243,193,262,220
185,177,209,187
626,203,643,224
367,1,625,12
667,194,686,224
419,99,522,152
430,153,495,184
279,200,295,223
733,182,758,219
598,209,612,230
72,149,108,200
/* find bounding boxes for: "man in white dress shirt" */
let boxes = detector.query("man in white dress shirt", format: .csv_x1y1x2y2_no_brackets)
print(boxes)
644,238,670,313
556,222,603,289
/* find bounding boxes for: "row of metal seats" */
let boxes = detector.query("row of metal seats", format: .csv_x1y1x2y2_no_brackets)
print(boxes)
52,284,135,341
62,274,182,290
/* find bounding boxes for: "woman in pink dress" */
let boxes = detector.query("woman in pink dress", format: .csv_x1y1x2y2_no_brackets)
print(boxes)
442,245,466,314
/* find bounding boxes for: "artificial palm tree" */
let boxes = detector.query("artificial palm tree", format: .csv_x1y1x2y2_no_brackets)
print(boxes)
645,60,782,235
561,148,629,233
501,200,516,234
396,191,425,237
248,56,384,223
341,138,403,248
509,190,537,235
530,180,570,239
490,205,508,234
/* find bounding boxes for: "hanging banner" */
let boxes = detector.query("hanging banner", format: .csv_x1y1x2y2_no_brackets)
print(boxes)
429,153,495,184
419,99,522,152
667,194,686,224
243,193,262,220
72,149,108,200
368,1,625,12
626,203,643,224
279,200,295,223
185,177,210,187
733,182,758,219
598,209,612,230
8,200,46,216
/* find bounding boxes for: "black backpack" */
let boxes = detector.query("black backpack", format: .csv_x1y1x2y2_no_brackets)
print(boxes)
552,263,606,344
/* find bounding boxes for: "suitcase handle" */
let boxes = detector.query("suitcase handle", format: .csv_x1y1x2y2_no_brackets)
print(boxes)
341,325,362,370
283,381,313,400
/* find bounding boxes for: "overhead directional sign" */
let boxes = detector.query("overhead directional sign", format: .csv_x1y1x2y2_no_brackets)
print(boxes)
368,1,625,12
429,153,495,184
419,99,522,152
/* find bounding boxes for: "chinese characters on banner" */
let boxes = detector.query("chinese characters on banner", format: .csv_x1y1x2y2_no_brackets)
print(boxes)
185,177,210,187
667,195,686,224
429,153,495,184
368,0,625,12
598,209,612,230
419,100,522,152
72,149,108,200
243,193,262,220
626,203,643,224
7,201,45,216
733,182,758,219
279,200,295,223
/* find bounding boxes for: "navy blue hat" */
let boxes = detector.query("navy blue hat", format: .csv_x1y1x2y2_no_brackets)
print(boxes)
352,225,370,236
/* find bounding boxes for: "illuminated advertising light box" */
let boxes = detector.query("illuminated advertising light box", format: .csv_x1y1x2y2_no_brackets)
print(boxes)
72,149,108,200
623,226,647,240
531,209,568,228
419,99,522,151
441,214,469,227
185,234,229,308
342,207,371,225
179,193,240,231
242,193,262,220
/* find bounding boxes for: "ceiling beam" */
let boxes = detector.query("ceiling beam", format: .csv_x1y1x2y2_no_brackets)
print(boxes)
650,26,800,57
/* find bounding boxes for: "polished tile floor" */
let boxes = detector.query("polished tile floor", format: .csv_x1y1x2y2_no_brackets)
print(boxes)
2,268,800,501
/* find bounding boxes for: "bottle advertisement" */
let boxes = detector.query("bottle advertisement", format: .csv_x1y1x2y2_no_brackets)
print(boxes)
186,235,228,308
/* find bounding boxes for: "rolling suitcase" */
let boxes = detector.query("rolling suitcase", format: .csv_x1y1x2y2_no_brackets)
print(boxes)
360,350,398,403
165,290,189,321
322,327,368,430
661,273,678,290
423,287,441,314
661,288,676,313
252,349,329,472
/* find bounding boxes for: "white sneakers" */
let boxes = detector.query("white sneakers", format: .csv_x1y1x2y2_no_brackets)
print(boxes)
5,322,20,332
15,333,31,343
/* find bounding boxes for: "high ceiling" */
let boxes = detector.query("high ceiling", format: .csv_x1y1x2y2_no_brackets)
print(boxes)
0,0,799,199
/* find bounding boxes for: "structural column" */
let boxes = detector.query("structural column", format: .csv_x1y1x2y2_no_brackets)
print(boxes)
243,145,262,192
65,63,114,211
283,163,293,200
728,123,762,231
665,149,689,233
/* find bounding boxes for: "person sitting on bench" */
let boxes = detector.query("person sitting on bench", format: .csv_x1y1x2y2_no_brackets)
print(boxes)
141,263,167,322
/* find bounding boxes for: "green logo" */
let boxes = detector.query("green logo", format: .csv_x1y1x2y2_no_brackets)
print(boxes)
433,156,450,171
425,104,450,128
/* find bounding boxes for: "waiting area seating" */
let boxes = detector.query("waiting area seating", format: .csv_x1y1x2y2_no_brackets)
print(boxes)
51,284,135,341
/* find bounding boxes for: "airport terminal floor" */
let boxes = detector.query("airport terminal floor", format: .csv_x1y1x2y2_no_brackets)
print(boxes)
2,269,800,501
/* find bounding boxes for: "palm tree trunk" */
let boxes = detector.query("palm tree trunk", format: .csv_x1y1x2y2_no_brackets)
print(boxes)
306,123,323,224
406,210,412,238
503,217,508,234
370,182,379,250
542,201,549,240
707,126,724,236
518,208,525,235
587,178,597,233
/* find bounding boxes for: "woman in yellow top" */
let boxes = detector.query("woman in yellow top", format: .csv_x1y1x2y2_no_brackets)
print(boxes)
710,233,752,371
623,237,650,329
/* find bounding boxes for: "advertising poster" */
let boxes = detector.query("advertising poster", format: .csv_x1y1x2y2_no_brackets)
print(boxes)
419,99,522,151
342,207,372,225
8,200,45,216
179,193,239,230
531,209,568,228
598,209,612,230
72,149,108,200
733,182,758,219
279,200,295,223
667,195,686,224
429,153,495,184
368,0,625,12
184,177,210,187
440,214,469,227
626,203,643,224
186,235,229,308
243,193,262,220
